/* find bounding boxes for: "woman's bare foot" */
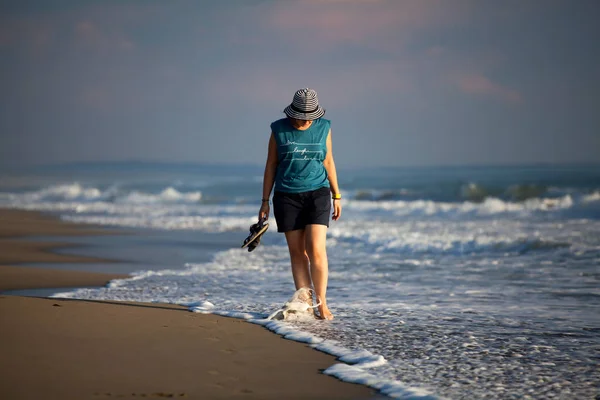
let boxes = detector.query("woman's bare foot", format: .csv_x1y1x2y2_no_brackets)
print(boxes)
317,303,334,320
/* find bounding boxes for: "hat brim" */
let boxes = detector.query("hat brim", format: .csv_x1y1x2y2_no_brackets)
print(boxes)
284,105,325,121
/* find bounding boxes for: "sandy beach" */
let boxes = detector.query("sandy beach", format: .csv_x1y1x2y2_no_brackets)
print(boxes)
0,209,377,399
0,208,128,291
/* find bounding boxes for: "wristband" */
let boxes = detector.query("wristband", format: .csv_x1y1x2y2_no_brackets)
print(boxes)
261,198,270,203
332,193,342,200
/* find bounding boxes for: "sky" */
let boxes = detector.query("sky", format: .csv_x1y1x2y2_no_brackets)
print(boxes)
1,0,599,168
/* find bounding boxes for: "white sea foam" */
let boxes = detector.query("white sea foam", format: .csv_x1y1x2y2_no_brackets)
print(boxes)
0,182,273,232
63,214,258,232
1,183,203,205
345,195,575,216
582,190,600,203
119,187,202,204
0,201,259,233
327,218,584,256
0,183,588,229
250,316,434,399
187,301,217,314
325,364,438,399
215,310,264,320
23,183,104,201
2,190,594,254
50,249,438,399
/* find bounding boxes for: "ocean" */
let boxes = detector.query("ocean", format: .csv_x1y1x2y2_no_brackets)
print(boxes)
1,162,599,399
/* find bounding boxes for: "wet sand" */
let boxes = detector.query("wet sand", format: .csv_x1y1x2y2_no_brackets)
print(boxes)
0,208,128,292
0,209,376,399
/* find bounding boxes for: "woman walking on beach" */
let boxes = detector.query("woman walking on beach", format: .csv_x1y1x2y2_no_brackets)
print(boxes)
259,88,341,320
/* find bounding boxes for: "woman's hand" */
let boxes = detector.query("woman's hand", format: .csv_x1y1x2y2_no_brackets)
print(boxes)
259,202,270,221
332,199,342,221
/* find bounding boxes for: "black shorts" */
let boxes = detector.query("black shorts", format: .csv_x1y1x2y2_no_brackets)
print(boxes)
273,187,331,232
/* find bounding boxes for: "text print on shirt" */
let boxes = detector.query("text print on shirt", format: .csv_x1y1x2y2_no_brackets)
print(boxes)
279,141,323,161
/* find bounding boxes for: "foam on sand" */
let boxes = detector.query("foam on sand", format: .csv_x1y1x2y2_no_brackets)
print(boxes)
249,316,437,399
189,285,440,398
192,298,439,400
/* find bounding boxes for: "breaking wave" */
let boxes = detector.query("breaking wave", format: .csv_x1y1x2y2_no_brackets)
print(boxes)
0,183,203,205
582,191,600,203
344,195,577,217
328,220,579,256
348,184,599,205
63,214,256,232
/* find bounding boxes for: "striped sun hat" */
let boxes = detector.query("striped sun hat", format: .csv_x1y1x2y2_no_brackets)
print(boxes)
284,88,325,121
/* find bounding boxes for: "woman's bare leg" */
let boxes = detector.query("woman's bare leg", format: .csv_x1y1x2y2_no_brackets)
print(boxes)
305,224,333,320
284,229,311,290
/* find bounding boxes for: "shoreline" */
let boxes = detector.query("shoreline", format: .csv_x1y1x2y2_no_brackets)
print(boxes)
0,208,129,293
0,208,377,399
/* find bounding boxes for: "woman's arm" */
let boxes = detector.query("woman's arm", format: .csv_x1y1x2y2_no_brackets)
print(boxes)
259,133,278,220
323,129,342,221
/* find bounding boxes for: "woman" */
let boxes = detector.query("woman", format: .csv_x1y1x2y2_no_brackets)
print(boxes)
259,88,341,320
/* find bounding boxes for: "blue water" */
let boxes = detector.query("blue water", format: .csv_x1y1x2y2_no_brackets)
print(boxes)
1,162,599,399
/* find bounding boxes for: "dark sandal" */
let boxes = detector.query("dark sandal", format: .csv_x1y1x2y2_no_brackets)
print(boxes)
241,218,269,252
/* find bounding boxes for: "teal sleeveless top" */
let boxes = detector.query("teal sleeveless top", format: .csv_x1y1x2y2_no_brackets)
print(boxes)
271,117,331,193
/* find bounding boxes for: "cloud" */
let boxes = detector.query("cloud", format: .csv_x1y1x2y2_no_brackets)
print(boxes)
79,85,110,111
263,0,472,54
0,15,55,54
424,45,522,105
202,0,471,109
74,20,134,51
457,74,522,104
0,9,136,56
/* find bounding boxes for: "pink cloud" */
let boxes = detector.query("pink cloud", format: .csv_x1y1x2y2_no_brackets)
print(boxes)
79,86,110,111
75,20,100,41
266,0,471,53
74,20,135,52
423,46,522,104
0,16,56,54
0,6,137,54
457,74,522,104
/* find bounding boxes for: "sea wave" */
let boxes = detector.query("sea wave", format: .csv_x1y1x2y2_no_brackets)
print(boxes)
375,236,571,256
329,228,572,256
62,214,256,232
459,182,491,202
459,182,548,202
0,183,203,205
353,189,416,201
582,191,600,203
344,195,575,216
348,184,599,205
18,183,104,201
327,218,600,256
119,187,202,204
